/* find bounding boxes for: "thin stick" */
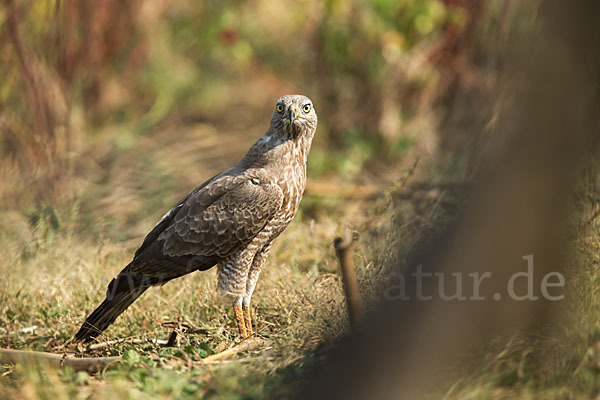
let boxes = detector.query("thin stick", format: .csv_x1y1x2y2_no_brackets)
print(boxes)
0,348,120,373
334,228,364,332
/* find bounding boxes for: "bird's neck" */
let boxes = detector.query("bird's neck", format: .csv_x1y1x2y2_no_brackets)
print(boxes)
287,131,314,167
241,128,315,172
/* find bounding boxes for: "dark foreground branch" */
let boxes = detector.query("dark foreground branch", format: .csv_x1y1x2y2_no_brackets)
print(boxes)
334,228,364,332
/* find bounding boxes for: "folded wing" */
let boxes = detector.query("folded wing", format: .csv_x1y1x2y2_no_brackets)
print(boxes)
129,173,284,278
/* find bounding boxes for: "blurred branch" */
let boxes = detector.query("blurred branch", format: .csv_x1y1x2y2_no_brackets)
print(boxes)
306,181,379,199
306,180,467,200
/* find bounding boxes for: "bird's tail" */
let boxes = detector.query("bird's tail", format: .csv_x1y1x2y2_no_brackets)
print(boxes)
74,267,152,342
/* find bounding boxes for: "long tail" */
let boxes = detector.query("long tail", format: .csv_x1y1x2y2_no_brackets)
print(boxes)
74,267,153,342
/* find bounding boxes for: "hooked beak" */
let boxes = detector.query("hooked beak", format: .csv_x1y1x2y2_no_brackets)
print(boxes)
287,106,298,123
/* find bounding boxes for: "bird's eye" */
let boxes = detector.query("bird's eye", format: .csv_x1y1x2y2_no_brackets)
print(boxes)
303,104,311,113
276,104,284,113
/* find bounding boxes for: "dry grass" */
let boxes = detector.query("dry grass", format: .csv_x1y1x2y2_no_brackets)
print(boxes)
2,138,600,399
0,66,426,394
5,1,598,398
0,114,413,398
0,200,356,398
0,212,346,398
2,107,599,398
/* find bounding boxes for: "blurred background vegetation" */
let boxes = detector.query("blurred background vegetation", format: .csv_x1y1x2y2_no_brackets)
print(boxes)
0,0,516,241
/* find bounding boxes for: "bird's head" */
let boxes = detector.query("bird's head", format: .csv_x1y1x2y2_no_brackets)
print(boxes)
270,94,317,139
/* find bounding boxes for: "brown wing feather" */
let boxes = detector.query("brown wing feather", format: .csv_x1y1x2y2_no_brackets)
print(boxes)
129,173,283,277
133,173,221,259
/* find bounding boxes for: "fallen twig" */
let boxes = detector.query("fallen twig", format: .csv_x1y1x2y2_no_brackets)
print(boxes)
201,337,269,363
0,348,121,373
0,337,270,372
20,326,38,334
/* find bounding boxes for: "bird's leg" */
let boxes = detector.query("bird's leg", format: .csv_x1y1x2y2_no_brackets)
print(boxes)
233,299,248,339
218,250,256,339
243,305,253,336
219,242,269,339
242,278,256,337
242,244,271,337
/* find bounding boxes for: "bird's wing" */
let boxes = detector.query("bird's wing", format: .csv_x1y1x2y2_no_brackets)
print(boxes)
129,173,284,277
133,173,220,259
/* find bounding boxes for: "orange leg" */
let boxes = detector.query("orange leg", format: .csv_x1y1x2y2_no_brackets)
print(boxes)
243,306,253,336
233,305,248,339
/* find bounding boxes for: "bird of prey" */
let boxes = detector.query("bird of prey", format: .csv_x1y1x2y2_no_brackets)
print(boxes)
74,94,317,342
